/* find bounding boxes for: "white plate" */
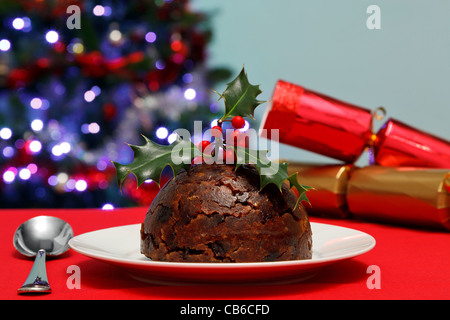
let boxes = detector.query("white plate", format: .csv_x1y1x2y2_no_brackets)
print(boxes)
69,222,375,285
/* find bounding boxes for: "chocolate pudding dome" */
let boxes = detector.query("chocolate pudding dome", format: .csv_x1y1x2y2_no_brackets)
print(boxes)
140,164,312,263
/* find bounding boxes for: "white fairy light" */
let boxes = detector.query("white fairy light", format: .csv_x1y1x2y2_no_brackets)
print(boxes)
93,5,105,16
156,127,169,139
0,127,12,140
88,122,100,134
3,170,15,183
30,98,43,109
52,145,63,156
31,119,44,131
84,90,96,102
12,18,25,30
60,142,71,154
167,132,178,144
75,180,88,192
29,140,42,153
109,29,122,42
0,39,11,51
45,30,59,44
19,168,31,180
102,203,114,210
184,88,196,100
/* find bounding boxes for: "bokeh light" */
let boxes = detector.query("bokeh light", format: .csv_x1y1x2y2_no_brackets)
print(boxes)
28,140,42,153
3,169,16,183
84,90,96,102
156,127,169,139
184,88,196,100
30,98,43,109
19,168,31,180
31,119,44,131
0,39,11,51
75,180,88,192
0,128,12,140
12,18,25,30
102,203,114,210
93,5,105,16
45,30,59,43
145,32,157,43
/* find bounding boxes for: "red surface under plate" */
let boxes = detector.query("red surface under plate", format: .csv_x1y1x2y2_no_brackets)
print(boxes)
1,207,449,300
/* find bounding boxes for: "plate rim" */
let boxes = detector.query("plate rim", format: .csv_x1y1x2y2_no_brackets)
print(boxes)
68,222,376,269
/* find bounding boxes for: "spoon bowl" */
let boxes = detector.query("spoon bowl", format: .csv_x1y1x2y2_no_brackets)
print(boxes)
14,215,73,257
13,215,73,294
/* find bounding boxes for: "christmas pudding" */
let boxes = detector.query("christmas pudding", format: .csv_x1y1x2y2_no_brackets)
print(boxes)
140,163,312,262
113,67,313,263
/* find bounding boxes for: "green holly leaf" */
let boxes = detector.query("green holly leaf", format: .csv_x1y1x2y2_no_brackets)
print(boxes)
235,146,289,190
287,172,314,210
112,135,200,189
220,67,265,121
234,146,312,210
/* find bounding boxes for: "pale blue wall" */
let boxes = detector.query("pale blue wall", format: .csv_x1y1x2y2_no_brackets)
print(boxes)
193,0,450,165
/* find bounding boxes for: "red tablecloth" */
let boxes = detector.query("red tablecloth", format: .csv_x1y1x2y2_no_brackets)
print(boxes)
1,207,448,300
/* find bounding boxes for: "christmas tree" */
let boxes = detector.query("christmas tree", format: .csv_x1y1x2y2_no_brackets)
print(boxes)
0,0,230,208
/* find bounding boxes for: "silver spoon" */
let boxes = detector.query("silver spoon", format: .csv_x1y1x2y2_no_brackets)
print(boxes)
13,215,74,294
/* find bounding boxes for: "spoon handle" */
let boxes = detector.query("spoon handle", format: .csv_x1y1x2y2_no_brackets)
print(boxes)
18,249,51,294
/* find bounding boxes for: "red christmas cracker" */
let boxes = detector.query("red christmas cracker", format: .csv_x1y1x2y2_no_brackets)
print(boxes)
261,80,450,168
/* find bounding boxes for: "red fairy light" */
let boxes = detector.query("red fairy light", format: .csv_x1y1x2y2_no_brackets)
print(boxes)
170,40,183,52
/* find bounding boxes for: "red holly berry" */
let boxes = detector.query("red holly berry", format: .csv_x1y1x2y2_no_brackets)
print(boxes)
228,130,240,146
231,116,245,129
227,130,248,148
199,140,211,153
211,125,223,137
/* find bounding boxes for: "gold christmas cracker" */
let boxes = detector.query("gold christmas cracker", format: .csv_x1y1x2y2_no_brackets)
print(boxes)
287,162,354,218
287,161,450,231
347,166,450,231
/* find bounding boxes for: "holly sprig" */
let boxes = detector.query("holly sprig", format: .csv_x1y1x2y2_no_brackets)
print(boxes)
217,67,265,122
113,135,200,189
113,67,312,209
